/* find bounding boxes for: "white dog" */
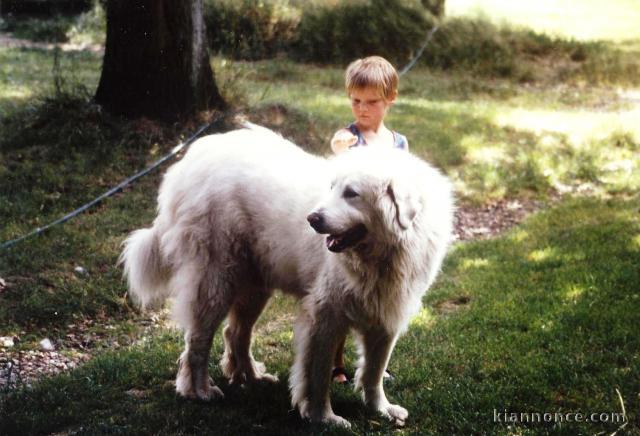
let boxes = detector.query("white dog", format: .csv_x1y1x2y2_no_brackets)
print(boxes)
121,124,453,427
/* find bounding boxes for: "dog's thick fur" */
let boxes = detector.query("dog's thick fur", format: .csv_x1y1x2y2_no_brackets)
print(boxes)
121,124,453,427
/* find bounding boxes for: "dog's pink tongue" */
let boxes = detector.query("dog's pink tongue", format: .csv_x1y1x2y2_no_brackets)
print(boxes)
326,235,338,250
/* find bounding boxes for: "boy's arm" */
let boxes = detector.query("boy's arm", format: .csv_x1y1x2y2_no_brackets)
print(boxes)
331,129,358,154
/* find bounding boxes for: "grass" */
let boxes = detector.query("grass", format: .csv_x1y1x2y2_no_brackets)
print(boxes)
228,59,640,201
1,2,640,434
0,48,101,117
1,196,638,434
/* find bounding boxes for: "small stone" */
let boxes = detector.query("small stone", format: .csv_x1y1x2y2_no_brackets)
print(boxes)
507,200,522,210
470,227,490,235
74,266,88,276
40,338,55,351
126,388,151,399
1,337,14,348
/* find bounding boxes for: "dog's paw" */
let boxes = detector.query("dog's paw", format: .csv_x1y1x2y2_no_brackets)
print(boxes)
378,403,408,426
298,406,351,428
252,360,279,384
301,410,351,429
255,372,279,384
323,413,352,428
232,372,279,386
177,381,225,401
228,367,279,386
195,384,225,401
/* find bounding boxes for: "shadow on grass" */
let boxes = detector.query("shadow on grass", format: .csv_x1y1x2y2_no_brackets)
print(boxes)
0,333,355,435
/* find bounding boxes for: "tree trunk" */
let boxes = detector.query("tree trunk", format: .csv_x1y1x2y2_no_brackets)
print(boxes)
95,0,225,120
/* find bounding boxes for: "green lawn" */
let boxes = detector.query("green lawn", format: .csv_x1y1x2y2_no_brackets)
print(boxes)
1,2,640,433
1,197,638,434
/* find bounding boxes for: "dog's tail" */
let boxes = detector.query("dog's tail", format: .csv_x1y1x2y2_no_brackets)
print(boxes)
119,227,171,310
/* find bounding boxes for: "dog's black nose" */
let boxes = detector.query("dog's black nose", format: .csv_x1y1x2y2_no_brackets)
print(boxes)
307,212,325,232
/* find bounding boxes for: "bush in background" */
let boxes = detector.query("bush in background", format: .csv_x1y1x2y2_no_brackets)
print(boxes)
291,0,433,65
204,0,300,60
3,0,637,85
204,0,639,85
0,15,73,42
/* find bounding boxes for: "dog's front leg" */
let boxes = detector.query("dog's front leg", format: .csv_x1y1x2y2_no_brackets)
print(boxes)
289,301,350,428
355,329,408,426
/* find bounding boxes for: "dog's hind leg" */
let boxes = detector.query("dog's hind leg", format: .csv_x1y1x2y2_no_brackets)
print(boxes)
221,288,278,385
174,267,232,401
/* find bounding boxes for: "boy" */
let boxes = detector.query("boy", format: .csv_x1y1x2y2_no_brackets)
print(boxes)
330,56,408,383
331,56,408,154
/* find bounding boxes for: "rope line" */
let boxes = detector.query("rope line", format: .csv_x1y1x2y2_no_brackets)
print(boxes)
399,24,439,77
0,121,214,251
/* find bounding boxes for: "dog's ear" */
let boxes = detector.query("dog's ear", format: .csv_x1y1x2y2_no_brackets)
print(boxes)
386,179,421,230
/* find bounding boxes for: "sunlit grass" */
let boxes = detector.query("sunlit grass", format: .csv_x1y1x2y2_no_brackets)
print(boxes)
564,284,586,302
460,257,491,270
0,48,101,116
527,247,558,262
446,0,640,42
409,307,436,329
0,87,32,100
495,106,640,144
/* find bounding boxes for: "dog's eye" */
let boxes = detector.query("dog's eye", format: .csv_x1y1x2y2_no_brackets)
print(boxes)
343,186,359,199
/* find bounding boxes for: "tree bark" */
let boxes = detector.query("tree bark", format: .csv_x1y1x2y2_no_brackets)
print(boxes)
95,0,226,120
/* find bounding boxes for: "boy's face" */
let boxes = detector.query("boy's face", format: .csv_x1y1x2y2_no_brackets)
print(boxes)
349,87,396,130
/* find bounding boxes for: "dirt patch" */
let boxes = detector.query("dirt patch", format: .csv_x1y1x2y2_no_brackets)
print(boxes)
0,313,168,390
454,197,548,241
433,296,471,314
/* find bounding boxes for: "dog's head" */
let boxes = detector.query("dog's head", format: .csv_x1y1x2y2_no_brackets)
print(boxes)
307,148,422,253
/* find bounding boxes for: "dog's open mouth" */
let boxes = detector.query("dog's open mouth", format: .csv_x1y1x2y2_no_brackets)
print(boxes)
326,224,368,253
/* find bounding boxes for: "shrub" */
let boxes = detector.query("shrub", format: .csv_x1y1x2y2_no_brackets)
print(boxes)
291,0,433,65
201,0,633,85
0,15,72,42
421,18,519,77
204,0,300,60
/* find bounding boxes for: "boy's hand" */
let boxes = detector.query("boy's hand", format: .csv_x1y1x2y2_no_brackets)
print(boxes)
331,129,358,154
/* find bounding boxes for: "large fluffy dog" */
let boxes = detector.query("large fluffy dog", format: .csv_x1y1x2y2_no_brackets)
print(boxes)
121,124,453,427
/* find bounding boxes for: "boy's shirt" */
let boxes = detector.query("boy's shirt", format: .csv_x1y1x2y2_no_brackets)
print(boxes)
347,123,409,150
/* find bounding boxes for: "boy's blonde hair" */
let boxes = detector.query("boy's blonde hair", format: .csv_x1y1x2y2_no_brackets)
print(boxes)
345,56,399,101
